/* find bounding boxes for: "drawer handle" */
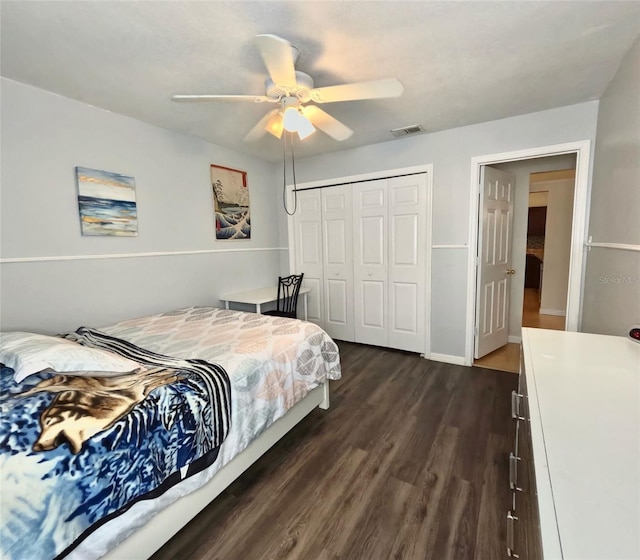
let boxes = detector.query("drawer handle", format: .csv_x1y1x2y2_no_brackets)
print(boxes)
506,511,520,558
511,391,525,421
509,452,522,492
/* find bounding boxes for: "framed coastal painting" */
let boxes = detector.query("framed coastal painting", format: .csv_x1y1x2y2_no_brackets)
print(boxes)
211,164,251,239
76,167,138,236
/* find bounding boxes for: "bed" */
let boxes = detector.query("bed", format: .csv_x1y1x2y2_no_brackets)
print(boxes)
0,306,341,560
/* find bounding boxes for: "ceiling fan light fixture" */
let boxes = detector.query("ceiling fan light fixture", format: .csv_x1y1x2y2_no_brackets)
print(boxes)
282,106,316,139
265,112,284,138
282,106,299,132
295,113,316,140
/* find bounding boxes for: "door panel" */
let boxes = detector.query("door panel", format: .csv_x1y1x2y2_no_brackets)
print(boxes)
326,279,348,324
475,166,515,359
325,219,346,264
304,277,323,323
392,282,418,332
362,281,385,328
353,180,388,347
392,214,418,265
361,189,385,208
482,283,495,336
388,175,427,352
391,184,420,206
361,216,385,265
293,189,324,326
322,185,354,341
300,221,321,264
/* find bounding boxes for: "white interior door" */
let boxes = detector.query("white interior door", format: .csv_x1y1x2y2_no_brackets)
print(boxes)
475,166,515,359
293,189,324,327
388,174,427,352
353,179,388,347
322,185,354,341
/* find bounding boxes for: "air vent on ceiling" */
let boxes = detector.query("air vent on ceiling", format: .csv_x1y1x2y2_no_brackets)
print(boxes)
391,124,425,137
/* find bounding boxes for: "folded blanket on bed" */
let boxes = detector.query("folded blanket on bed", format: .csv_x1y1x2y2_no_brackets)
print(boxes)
0,328,231,560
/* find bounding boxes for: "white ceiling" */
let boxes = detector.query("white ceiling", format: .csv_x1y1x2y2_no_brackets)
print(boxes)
2,1,639,163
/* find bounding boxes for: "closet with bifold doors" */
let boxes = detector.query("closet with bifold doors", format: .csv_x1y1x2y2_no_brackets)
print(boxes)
290,172,428,353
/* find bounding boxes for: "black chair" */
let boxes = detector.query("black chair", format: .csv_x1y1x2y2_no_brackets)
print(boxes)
263,274,304,319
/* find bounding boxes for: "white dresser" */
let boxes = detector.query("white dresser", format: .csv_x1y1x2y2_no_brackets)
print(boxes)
509,328,640,559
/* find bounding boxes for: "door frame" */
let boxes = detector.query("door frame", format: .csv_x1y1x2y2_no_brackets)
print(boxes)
287,163,433,355
465,140,592,366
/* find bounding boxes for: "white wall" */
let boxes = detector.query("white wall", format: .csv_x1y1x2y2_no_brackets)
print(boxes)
0,78,282,333
281,103,598,358
582,38,640,336
529,191,548,207
534,179,575,314
495,155,576,340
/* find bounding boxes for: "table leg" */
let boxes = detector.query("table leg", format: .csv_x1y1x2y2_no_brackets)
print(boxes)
256,303,262,315
303,293,308,321
224,301,229,310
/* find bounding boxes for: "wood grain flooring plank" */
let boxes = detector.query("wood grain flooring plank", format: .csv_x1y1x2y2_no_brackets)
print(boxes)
390,366,458,485
432,476,474,560
254,446,369,560
148,489,238,560
336,475,414,560
388,424,460,559
319,415,416,557
446,371,498,486
473,432,511,560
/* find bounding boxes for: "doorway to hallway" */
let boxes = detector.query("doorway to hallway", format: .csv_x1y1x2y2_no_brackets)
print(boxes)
466,141,591,370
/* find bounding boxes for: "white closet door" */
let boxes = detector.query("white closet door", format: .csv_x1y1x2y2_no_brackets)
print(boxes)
293,189,324,327
322,185,354,341
353,179,388,346
388,174,426,352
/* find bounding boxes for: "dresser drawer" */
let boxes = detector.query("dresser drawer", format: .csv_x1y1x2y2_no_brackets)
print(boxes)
506,347,542,558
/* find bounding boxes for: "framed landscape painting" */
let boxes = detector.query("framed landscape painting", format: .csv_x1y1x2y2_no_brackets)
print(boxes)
76,167,138,236
211,164,251,239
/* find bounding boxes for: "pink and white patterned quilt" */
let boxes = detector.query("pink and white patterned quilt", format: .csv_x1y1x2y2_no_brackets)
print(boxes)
101,306,341,457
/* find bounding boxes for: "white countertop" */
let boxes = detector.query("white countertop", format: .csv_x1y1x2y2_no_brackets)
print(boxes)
522,328,640,559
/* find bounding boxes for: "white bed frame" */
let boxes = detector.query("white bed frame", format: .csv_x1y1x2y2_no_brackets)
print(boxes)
102,382,330,560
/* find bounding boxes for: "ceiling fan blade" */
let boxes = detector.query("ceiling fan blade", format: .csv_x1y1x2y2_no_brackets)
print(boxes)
255,34,297,88
172,94,273,103
244,110,280,142
301,105,353,141
310,78,404,104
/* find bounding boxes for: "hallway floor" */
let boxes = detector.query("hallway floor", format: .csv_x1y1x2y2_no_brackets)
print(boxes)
473,289,565,373
522,288,566,329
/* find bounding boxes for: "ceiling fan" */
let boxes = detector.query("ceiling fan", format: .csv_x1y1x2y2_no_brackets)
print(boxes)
172,34,404,142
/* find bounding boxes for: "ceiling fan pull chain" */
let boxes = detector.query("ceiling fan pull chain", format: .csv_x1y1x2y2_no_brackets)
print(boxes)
283,132,298,215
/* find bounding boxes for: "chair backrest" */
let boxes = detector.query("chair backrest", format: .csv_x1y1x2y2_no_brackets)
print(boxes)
276,273,304,316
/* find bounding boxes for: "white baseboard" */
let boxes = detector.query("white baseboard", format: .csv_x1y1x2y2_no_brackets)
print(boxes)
427,353,467,366
539,308,566,317
508,335,522,343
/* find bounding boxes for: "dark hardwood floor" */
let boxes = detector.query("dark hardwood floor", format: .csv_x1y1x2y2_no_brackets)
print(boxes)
152,341,517,560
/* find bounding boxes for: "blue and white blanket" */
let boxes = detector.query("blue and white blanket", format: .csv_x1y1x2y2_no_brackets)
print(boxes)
0,327,231,560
